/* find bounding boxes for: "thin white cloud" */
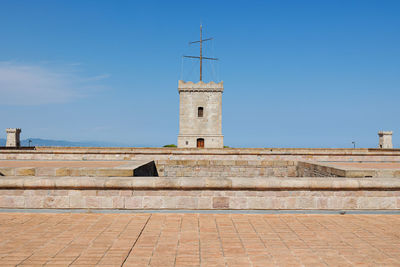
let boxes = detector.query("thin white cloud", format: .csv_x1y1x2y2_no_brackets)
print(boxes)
0,61,109,105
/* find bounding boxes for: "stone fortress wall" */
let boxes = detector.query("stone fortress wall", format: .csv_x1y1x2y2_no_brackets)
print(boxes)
1,147,400,210
0,176,399,210
2,146,400,161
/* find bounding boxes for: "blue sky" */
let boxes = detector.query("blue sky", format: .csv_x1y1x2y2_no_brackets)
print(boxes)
0,0,399,148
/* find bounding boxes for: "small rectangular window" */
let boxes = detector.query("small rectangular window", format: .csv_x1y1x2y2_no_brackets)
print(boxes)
198,107,203,117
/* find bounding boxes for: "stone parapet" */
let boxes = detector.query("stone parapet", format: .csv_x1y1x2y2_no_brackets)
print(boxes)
0,177,399,210
1,176,400,190
156,160,297,177
0,167,135,177
1,147,400,162
178,80,223,92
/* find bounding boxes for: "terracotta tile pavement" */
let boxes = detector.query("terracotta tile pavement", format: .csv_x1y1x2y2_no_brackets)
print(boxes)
0,213,399,266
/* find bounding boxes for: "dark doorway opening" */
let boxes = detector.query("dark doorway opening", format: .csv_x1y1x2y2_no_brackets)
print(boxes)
197,138,204,148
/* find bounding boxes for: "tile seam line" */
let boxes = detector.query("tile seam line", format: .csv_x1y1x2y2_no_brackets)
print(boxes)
230,214,253,266
33,214,92,265
173,215,183,266
68,214,117,266
213,215,226,266
262,215,292,265
121,213,152,267
247,215,274,263
346,215,400,262
197,214,201,266
93,215,135,266
12,215,56,266
287,214,331,266
148,214,166,266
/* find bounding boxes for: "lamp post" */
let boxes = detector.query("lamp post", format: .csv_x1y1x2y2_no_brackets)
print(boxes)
352,141,356,149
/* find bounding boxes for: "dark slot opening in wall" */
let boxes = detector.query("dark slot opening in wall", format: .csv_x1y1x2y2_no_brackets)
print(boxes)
198,107,203,117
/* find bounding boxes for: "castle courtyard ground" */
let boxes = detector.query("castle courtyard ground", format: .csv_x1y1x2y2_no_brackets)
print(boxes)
0,212,399,266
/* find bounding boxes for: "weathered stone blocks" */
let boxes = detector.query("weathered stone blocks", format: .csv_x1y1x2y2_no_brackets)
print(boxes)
213,197,229,209
156,160,298,177
0,188,399,210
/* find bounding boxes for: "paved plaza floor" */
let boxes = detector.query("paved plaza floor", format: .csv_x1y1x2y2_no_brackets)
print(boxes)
0,213,399,266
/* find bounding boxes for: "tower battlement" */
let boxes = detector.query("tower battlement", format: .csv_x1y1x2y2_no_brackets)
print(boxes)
178,80,224,92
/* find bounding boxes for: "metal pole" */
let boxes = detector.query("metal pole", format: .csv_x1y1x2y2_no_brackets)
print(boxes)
200,24,202,81
183,25,217,81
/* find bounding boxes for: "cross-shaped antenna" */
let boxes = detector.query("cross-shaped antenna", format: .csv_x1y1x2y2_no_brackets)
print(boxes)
183,25,218,81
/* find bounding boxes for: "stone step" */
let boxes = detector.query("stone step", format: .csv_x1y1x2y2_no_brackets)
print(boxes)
0,160,158,177
0,167,134,177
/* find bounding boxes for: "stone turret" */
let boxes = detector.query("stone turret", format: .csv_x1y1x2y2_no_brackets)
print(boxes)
178,80,224,148
378,131,393,149
6,128,21,148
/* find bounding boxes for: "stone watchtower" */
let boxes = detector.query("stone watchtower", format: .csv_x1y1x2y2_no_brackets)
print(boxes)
378,131,393,149
178,25,223,148
6,128,21,148
178,80,224,148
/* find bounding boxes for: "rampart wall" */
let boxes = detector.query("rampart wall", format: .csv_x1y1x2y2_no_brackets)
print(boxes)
155,160,297,177
0,176,399,210
1,147,400,162
1,147,399,210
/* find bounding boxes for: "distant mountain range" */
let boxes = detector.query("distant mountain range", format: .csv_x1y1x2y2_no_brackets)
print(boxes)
0,138,131,147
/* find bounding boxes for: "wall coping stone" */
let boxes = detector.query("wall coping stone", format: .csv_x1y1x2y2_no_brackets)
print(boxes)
1,147,400,155
1,176,400,190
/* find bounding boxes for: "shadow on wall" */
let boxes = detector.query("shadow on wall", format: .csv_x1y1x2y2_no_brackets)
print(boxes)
134,161,159,176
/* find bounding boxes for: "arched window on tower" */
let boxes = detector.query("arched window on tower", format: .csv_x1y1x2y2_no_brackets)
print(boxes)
198,107,204,117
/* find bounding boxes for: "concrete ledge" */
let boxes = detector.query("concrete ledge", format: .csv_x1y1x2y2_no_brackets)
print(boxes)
2,148,400,163
1,176,400,190
0,167,134,177
2,147,400,156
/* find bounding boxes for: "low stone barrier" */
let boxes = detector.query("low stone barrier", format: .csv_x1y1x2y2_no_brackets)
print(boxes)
298,161,400,178
156,160,297,177
0,167,135,177
1,147,400,162
297,162,345,177
0,160,157,177
0,176,399,210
